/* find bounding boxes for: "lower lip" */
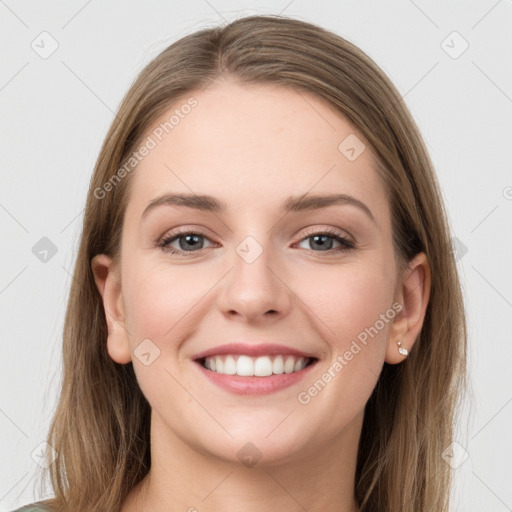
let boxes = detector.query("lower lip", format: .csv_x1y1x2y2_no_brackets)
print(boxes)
194,360,318,395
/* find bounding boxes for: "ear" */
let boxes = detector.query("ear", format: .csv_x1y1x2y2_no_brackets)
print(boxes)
91,254,132,364
386,252,431,364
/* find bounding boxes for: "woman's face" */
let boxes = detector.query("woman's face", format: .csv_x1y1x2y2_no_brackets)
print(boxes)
95,78,424,465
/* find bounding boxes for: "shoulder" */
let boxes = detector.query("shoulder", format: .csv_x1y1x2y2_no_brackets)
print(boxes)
10,504,48,512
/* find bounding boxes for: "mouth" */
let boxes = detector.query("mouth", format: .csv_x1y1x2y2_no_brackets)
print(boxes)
196,354,318,377
191,344,320,395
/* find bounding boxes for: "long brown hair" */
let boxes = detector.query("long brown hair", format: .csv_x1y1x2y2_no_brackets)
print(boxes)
35,14,467,511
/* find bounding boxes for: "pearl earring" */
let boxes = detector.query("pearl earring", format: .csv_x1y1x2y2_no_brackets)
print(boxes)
397,340,408,357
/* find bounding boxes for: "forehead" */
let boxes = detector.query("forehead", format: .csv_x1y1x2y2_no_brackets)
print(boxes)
125,79,390,222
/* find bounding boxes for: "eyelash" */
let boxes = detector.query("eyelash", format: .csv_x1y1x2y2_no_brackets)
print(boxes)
157,227,355,257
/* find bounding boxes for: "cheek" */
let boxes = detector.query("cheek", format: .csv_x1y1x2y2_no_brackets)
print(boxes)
296,260,395,340
121,251,229,363
292,257,395,400
283,260,396,444
122,260,199,341
120,259,204,400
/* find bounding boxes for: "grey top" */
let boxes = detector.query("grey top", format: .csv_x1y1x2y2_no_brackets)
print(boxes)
11,505,48,511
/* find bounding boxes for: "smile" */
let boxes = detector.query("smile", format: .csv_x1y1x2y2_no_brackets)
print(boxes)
200,354,315,376
191,342,319,395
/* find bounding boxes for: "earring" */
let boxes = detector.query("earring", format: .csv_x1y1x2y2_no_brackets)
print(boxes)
397,340,408,357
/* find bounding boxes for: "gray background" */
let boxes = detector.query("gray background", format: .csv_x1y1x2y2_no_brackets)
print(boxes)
1,1,511,510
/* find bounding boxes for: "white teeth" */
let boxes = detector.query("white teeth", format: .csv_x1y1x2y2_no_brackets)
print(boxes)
272,355,284,374
224,355,237,375
284,356,295,374
236,355,254,376
294,357,306,372
202,354,312,376
254,356,273,377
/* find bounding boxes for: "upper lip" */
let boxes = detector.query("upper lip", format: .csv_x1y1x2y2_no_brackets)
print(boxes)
192,343,317,360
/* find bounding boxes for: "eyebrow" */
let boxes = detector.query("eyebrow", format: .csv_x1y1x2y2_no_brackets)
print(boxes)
141,192,376,224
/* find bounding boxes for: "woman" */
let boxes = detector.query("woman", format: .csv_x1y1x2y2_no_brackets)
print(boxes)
15,13,467,512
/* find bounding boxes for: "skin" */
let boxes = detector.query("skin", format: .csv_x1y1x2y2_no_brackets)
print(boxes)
92,76,430,512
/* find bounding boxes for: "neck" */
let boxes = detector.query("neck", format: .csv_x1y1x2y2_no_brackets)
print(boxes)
123,409,363,512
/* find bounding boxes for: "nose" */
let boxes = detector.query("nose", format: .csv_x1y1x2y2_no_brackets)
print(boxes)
216,236,292,324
